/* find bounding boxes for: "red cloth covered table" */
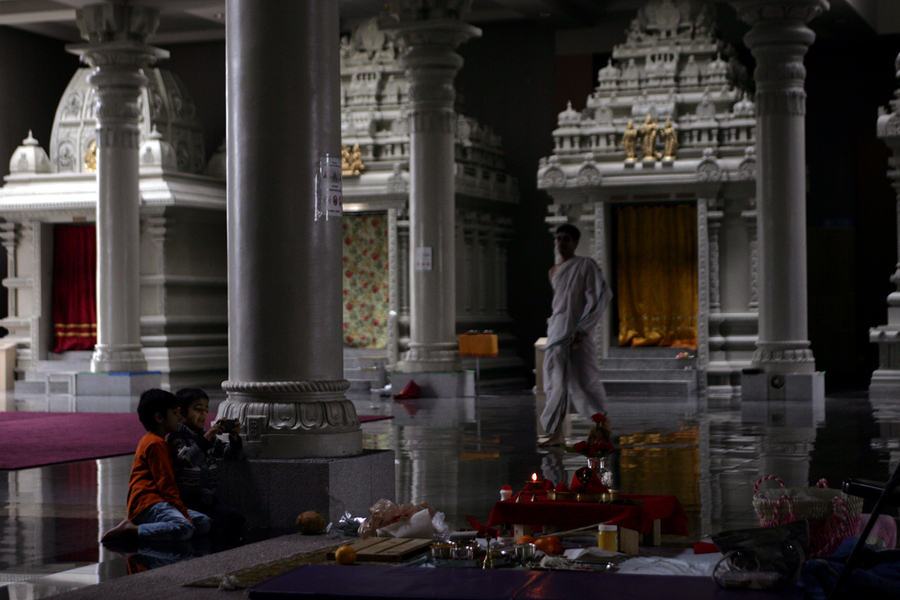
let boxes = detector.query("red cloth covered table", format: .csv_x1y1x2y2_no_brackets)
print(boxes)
486,494,688,537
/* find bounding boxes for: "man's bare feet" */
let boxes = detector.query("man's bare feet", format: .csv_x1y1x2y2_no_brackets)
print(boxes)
538,429,565,448
101,519,139,544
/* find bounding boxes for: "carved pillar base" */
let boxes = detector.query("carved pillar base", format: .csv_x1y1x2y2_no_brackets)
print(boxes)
751,340,816,375
396,341,462,373
90,344,149,373
218,379,361,458
869,322,900,398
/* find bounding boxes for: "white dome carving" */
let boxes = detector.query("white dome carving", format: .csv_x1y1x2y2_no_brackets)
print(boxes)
49,67,205,175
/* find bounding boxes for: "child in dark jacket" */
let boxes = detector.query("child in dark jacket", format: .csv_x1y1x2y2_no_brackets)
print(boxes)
169,388,245,540
101,389,212,544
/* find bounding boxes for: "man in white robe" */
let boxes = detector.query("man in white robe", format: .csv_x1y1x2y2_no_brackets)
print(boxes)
541,224,613,446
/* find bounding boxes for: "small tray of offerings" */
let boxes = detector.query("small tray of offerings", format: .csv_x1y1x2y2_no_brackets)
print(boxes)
575,492,601,502
547,490,577,502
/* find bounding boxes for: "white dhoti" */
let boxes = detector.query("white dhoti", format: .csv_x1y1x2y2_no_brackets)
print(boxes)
541,256,612,437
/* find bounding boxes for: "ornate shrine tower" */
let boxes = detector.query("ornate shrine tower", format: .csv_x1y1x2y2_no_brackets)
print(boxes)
869,52,900,399
538,0,760,400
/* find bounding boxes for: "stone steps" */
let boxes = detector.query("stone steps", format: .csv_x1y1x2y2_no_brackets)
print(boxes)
343,349,388,392
597,348,698,397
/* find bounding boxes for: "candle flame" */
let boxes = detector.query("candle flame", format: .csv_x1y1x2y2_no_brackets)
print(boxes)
532,473,538,482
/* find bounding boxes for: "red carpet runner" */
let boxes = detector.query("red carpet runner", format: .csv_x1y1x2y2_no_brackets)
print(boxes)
0,412,392,470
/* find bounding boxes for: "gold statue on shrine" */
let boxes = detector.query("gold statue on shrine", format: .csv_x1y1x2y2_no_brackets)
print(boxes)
639,114,659,161
341,143,364,176
84,139,97,173
622,120,637,162
662,119,677,160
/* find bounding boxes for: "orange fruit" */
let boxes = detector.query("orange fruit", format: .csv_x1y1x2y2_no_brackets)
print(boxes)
533,537,557,554
545,536,563,554
334,545,357,565
516,535,535,545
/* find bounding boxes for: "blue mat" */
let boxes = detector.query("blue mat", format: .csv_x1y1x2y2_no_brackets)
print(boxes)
249,563,805,600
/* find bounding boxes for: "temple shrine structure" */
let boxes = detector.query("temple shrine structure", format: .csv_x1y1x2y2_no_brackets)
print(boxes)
0,65,227,394
538,0,819,401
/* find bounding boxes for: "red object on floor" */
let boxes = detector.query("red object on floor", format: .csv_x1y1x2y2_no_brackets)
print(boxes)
393,380,420,400
693,541,720,554
486,494,688,537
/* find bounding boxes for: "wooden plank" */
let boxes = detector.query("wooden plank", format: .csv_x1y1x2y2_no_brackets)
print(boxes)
327,537,433,562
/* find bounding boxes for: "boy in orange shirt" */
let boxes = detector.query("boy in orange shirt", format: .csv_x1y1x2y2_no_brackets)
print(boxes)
101,389,211,543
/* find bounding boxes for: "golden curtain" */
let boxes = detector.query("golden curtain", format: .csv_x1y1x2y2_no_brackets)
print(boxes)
617,204,698,348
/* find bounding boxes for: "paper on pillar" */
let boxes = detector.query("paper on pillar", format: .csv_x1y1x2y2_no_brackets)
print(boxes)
317,156,342,219
415,247,432,270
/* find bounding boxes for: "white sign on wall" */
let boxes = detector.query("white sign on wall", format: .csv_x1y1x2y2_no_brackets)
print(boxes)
415,247,432,271
317,155,342,220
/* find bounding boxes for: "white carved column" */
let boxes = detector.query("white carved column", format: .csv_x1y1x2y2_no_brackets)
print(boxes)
744,199,760,311
697,197,712,382
0,223,18,318
592,199,610,360
869,53,900,397
69,4,167,373
708,216,722,314
733,0,827,376
217,0,361,457
388,207,400,367
386,1,480,373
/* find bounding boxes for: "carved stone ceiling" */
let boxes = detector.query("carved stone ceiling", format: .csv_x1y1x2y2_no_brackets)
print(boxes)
0,0,895,45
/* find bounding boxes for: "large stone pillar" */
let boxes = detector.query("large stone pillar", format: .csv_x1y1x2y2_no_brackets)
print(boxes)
732,1,827,382
869,53,900,398
69,4,167,373
385,1,480,373
216,0,361,458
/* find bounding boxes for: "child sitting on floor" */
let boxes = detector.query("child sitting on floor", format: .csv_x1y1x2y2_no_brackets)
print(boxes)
101,389,212,544
169,388,245,540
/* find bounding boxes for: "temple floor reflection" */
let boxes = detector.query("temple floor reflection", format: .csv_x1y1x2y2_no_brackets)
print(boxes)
0,389,896,597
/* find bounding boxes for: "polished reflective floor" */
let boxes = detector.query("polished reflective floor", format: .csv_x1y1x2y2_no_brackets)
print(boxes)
1,388,897,598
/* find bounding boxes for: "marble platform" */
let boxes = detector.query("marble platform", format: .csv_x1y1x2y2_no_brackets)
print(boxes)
216,450,395,532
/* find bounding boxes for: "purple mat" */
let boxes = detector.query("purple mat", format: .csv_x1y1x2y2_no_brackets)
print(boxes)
0,412,146,470
359,415,393,423
248,564,806,600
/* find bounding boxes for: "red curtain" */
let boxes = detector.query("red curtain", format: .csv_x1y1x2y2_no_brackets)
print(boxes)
52,224,96,352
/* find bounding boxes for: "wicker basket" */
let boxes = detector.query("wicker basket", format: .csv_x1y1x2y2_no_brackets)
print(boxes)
752,476,863,557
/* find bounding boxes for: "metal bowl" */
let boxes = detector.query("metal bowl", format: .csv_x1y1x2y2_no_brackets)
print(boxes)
430,544,453,559
514,543,536,560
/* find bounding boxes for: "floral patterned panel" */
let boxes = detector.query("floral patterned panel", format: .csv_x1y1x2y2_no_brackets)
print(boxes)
343,214,389,348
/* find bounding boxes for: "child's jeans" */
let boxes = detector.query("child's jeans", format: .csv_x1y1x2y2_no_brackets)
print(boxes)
132,501,212,542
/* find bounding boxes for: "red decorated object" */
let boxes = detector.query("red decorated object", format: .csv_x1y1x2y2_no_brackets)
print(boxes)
487,494,688,537
52,225,96,352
